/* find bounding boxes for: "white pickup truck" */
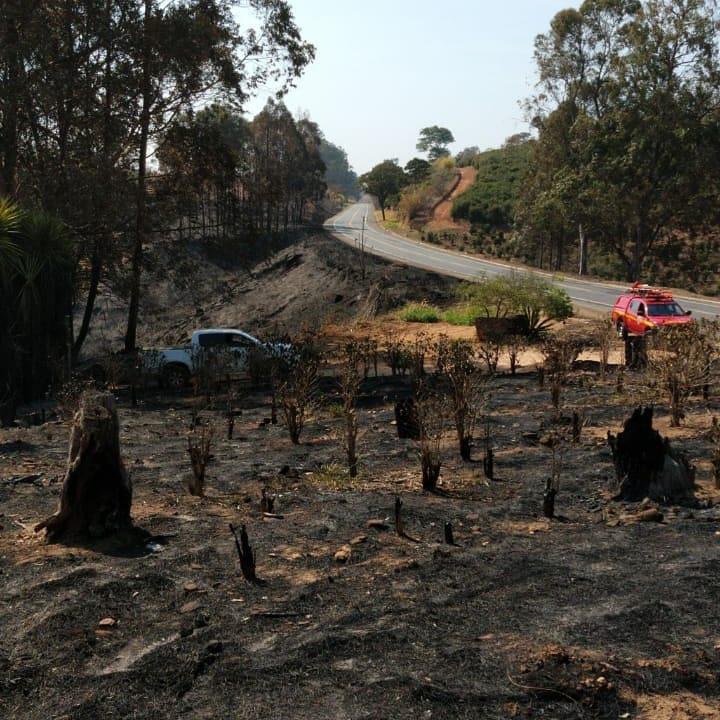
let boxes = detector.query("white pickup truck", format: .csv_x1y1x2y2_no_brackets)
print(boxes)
144,328,292,388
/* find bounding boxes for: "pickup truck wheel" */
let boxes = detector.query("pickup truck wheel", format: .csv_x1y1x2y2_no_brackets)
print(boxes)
163,364,190,390
616,320,627,339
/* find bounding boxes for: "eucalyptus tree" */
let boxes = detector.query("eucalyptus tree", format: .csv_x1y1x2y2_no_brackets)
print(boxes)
523,0,720,280
124,0,315,351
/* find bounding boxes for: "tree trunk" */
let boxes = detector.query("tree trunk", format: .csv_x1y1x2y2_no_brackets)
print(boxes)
35,391,132,541
73,241,102,362
124,0,152,352
1,5,20,197
578,224,587,276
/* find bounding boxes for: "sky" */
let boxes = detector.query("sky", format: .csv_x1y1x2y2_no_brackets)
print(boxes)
244,0,579,175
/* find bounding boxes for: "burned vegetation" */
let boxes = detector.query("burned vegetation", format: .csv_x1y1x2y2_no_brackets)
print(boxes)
2,317,720,720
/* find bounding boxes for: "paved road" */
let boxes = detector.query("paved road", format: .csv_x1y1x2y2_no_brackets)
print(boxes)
326,199,720,320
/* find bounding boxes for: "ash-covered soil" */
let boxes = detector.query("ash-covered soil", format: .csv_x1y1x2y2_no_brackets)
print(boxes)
2,367,720,720
81,232,457,356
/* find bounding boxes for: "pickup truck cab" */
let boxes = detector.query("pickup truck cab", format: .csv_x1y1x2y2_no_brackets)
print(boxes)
611,284,692,338
146,329,291,388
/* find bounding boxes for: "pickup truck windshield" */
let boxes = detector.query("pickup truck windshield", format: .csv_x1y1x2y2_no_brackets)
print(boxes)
648,302,684,317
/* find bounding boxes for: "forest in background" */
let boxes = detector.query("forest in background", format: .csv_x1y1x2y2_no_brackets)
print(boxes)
358,1,720,294
0,0,354,421
453,0,720,291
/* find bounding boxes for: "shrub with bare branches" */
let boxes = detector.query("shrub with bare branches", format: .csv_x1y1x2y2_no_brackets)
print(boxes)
187,422,213,496
541,334,584,413
409,332,430,379
593,318,616,374
191,346,235,402
646,322,719,426
506,334,528,376
384,336,412,376
339,340,364,477
477,336,501,374
415,386,449,491
275,339,320,444
543,431,566,518
436,337,488,460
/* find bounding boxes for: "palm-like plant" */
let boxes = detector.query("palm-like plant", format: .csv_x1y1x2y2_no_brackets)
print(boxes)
0,198,74,425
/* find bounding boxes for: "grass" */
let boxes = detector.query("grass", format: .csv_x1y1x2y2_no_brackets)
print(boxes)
398,301,483,326
311,462,356,489
442,304,484,326
399,302,441,323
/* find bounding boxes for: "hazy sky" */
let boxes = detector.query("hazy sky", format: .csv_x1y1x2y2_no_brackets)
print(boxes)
245,1,578,175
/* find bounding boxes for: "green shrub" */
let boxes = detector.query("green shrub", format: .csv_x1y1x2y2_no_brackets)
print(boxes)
455,274,573,336
399,302,441,323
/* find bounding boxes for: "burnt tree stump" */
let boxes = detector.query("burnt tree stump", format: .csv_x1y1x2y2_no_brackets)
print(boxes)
35,391,131,541
608,406,695,504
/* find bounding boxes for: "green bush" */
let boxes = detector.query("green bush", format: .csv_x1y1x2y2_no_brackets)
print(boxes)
455,274,573,336
399,302,441,323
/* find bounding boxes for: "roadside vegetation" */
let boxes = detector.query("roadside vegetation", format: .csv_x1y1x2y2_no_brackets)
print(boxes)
398,275,574,331
372,1,720,295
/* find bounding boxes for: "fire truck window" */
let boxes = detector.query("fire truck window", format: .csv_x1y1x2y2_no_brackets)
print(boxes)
648,303,683,317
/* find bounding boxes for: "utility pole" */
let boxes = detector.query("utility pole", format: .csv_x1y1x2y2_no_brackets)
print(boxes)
578,223,587,276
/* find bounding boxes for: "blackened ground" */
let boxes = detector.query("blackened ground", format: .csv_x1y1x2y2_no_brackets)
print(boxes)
1,367,720,719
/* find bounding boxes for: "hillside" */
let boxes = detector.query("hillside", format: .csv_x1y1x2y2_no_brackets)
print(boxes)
451,141,531,229
77,232,458,357
424,166,478,232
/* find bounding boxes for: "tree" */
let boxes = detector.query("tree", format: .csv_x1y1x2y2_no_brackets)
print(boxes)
359,160,407,220
522,0,720,281
404,157,432,184
124,0,316,351
455,146,480,167
320,139,359,197
416,126,455,161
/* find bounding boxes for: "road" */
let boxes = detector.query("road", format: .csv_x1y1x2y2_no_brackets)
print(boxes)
325,198,720,320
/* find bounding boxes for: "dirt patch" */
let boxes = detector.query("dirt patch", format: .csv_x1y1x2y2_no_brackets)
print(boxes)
425,166,478,232
2,353,720,718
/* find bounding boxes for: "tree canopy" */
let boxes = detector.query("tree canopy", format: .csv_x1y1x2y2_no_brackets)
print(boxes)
320,139,359,198
359,160,408,220
416,126,455,161
520,0,720,280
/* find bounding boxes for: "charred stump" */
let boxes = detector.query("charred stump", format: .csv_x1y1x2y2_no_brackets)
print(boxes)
394,495,404,536
35,391,132,541
230,523,259,583
608,406,695,504
395,398,420,440
543,478,557,519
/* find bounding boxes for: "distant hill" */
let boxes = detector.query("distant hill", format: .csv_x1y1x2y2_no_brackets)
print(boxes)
451,141,531,229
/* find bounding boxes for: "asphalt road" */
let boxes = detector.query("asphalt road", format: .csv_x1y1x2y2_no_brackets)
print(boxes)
326,198,720,320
